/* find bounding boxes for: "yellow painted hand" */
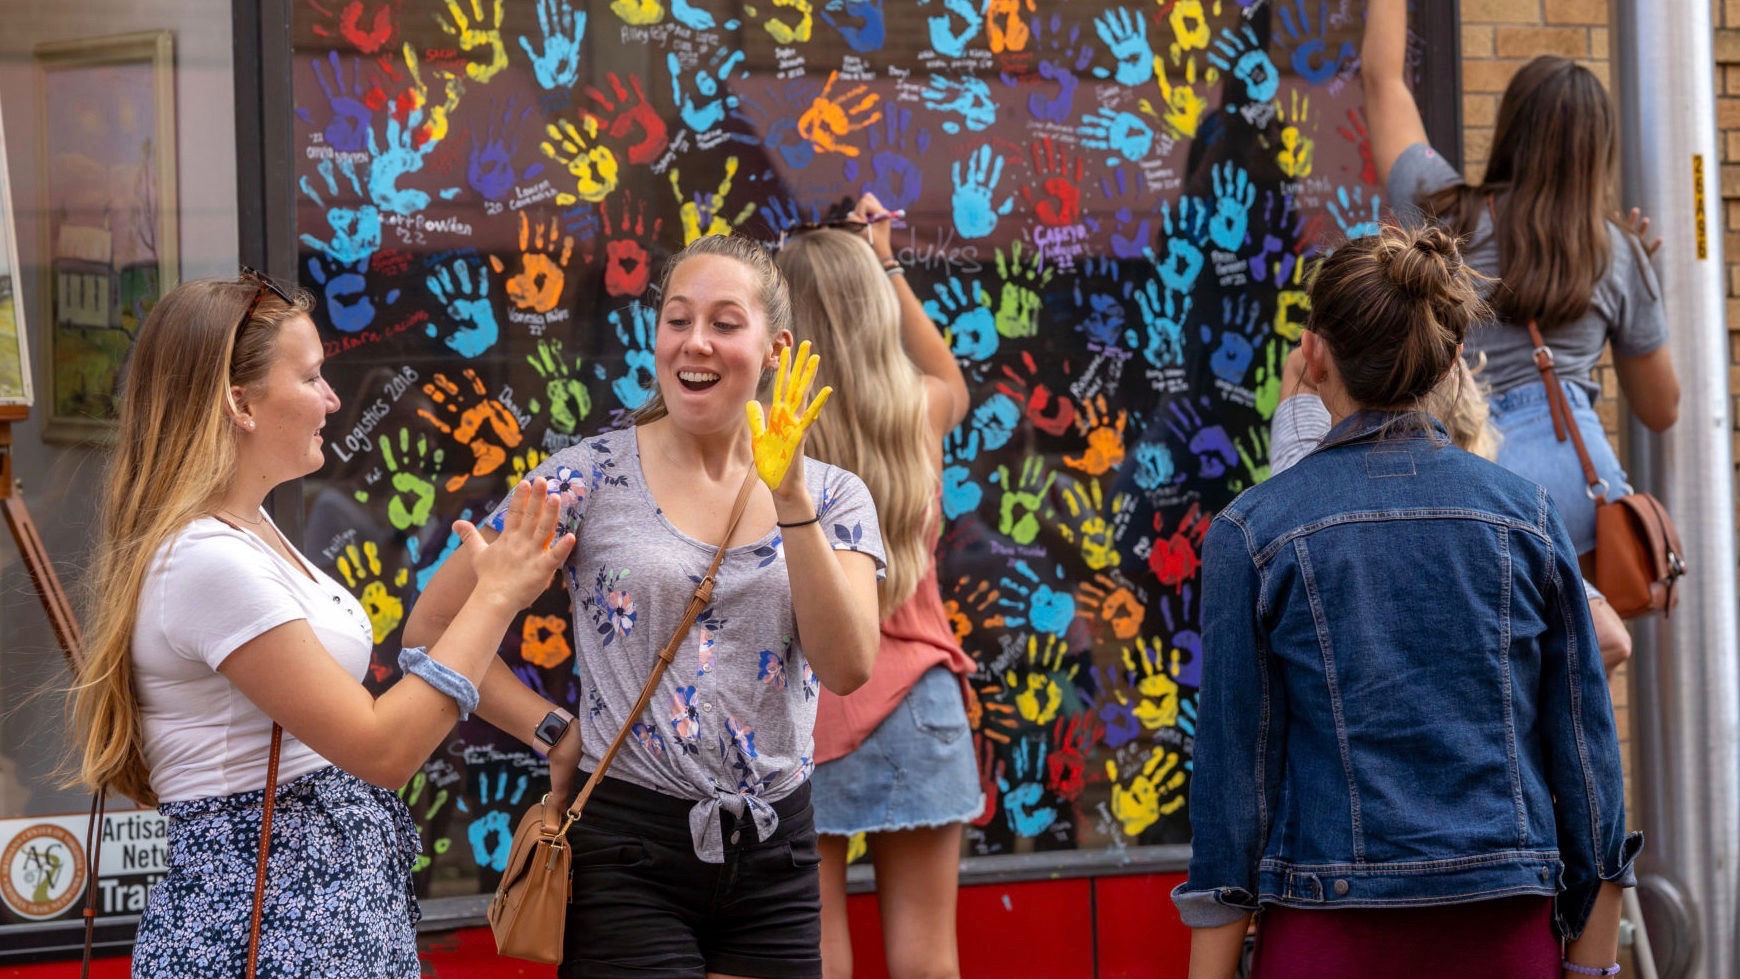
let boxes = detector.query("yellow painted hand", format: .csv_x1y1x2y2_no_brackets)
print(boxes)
745,340,833,491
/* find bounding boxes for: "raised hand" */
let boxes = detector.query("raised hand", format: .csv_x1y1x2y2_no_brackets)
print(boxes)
746,340,834,492
466,477,577,610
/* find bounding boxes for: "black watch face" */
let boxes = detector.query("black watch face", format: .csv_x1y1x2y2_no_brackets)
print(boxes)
536,712,569,747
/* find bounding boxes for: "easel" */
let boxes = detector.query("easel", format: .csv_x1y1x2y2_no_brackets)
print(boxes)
0,404,83,668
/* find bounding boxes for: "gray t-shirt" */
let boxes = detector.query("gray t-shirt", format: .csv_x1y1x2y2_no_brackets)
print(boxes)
488,426,885,861
1386,142,1668,396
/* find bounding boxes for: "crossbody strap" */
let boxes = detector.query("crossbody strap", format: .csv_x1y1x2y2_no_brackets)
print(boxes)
245,723,283,979
558,469,760,834
1526,320,1609,503
79,788,107,978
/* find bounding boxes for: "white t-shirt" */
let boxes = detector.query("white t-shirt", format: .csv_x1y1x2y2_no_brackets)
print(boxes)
132,515,374,803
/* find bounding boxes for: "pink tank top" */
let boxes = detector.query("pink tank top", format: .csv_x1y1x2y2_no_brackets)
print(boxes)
812,558,976,765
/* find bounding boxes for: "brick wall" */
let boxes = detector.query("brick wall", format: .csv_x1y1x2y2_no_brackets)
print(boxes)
1718,3,1740,538
1454,0,1637,811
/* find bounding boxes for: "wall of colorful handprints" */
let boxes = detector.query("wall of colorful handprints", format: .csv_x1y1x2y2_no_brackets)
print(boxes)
290,0,1430,898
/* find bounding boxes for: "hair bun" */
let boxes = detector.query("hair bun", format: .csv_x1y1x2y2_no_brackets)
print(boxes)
1380,226,1466,306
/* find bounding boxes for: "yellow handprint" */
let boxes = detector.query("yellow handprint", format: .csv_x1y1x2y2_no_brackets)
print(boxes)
436,0,509,83
1275,254,1313,341
1004,634,1069,725
336,541,409,644
612,0,664,25
1053,479,1120,571
401,44,465,145
1106,745,1188,837
543,115,621,205
1148,53,1212,139
1124,638,1182,730
669,156,758,243
746,340,833,491
761,0,813,43
1167,0,1214,56
1276,90,1314,180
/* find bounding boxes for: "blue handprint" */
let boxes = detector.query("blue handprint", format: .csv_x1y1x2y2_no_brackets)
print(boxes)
1167,399,1239,479
941,461,983,519
1328,185,1383,239
951,145,1014,240
1177,695,1198,770
410,507,474,591
667,47,745,135
366,109,437,216
465,765,531,872
468,100,532,202
1130,281,1190,369
1153,196,1210,293
1130,440,1178,492
821,0,885,53
1026,15,1092,123
920,74,996,134
735,81,823,171
998,737,1058,836
426,258,500,358
920,0,982,57
1086,167,1152,259
1078,108,1153,166
970,393,1021,452
609,302,657,408
298,159,381,265
307,254,398,334
1208,162,1256,253
1278,0,1356,85
998,561,1076,637
1095,663,1144,750
308,51,375,154
671,0,740,29
1203,295,1269,384
925,278,999,363
1208,24,1279,104
1092,8,1154,86
1075,287,1127,348
519,0,586,91
844,107,929,211
1248,190,1305,283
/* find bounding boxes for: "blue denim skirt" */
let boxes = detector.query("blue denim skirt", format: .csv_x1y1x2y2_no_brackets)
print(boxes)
810,666,983,836
1489,380,1632,556
133,765,422,978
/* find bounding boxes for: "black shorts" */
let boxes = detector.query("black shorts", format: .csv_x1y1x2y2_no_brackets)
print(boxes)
558,774,822,979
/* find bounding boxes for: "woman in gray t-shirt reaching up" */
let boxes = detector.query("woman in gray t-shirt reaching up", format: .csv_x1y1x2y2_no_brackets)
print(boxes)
1361,0,1680,558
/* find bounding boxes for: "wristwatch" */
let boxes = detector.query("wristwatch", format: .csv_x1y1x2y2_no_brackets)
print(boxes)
533,708,574,749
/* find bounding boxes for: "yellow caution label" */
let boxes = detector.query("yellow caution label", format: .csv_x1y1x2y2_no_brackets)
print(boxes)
1693,154,1708,260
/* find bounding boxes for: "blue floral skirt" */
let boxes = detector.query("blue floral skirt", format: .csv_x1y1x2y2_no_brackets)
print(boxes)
133,766,422,978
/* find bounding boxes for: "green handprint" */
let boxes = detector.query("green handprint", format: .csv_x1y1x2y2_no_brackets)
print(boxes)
527,338,592,434
995,455,1057,545
398,769,454,874
363,428,445,532
1233,428,1270,490
993,243,1053,339
1253,339,1285,421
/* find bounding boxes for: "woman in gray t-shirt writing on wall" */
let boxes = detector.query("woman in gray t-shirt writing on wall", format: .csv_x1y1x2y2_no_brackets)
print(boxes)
1362,0,1680,559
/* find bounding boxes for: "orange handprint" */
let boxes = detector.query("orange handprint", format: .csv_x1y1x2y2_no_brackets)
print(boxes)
1063,394,1128,476
521,614,573,668
418,369,524,492
797,72,882,158
489,212,573,313
986,0,1036,54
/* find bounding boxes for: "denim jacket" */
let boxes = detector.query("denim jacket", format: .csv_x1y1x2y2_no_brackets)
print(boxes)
1171,411,1641,939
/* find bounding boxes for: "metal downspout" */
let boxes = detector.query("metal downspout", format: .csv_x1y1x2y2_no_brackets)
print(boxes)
1613,3,1740,977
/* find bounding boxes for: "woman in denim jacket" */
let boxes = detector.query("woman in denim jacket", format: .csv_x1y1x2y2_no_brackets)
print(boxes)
1172,225,1640,978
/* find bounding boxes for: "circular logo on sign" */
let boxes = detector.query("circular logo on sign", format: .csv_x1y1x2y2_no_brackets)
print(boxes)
1,824,85,920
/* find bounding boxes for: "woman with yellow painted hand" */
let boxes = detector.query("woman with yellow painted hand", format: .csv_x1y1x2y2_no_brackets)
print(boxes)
406,234,884,979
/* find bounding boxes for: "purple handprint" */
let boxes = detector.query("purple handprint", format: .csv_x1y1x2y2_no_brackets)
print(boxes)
821,0,885,53
1167,398,1238,479
308,52,376,154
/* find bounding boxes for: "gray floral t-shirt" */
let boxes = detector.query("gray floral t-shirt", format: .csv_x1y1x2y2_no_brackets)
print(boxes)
489,426,884,861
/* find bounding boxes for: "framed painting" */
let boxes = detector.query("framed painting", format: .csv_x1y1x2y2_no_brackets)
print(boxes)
0,96,30,410
35,31,177,444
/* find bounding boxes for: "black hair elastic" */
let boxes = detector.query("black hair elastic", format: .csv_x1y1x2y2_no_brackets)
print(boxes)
776,515,821,529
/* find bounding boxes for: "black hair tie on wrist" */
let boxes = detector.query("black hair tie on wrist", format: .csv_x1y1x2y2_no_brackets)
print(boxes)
776,515,821,528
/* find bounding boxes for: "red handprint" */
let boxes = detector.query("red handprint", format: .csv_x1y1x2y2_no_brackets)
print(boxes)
600,194,661,297
1046,713,1099,802
1338,107,1376,187
311,0,400,55
974,735,1003,827
1149,502,1211,586
585,72,669,167
997,350,1076,436
1022,136,1085,227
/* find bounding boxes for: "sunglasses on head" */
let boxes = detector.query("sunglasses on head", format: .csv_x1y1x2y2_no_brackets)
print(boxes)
235,265,293,333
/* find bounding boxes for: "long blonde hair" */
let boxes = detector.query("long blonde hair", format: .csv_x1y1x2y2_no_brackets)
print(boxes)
776,230,933,616
68,276,313,805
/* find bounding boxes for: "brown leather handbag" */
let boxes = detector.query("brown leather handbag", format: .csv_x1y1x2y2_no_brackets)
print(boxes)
489,471,758,963
1528,322,1687,617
